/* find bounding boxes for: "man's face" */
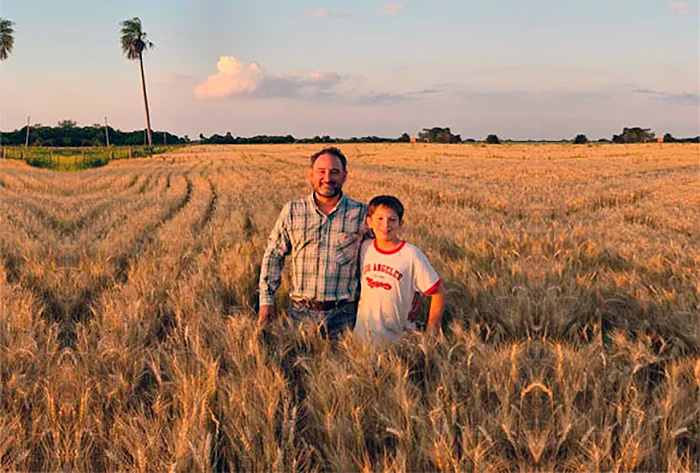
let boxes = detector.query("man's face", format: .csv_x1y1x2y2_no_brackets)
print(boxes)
309,153,347,199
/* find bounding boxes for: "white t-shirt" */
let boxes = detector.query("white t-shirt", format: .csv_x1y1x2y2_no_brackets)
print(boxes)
354,240,441,342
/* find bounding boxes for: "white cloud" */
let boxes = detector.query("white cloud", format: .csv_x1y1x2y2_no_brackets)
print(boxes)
384,2,406,16
665,1,692,16
195,57,342,100
195,57,264,99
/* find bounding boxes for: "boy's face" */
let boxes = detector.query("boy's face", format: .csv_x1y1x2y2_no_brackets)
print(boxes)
367,205,403,243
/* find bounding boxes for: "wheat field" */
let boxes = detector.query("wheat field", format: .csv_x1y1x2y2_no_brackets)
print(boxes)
1,143,698,471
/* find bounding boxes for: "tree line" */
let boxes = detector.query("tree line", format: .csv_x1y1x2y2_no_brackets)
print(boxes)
197,132,412,145
201,127,699,145
4,123,698,148
0,121,189,147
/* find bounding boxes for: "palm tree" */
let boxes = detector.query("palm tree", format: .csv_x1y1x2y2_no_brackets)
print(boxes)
0,18,15,61
119,17,154,149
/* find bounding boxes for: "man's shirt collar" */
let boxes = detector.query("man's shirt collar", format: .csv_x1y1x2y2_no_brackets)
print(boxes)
309,191,346,216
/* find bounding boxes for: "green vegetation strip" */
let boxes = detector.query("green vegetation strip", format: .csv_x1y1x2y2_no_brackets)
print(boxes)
1,146,175,171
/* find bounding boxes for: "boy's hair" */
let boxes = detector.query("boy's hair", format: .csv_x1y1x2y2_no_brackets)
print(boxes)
310,147,347,171
368,195,404,221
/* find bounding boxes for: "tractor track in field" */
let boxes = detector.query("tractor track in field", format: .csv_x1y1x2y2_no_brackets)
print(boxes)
565,188,651,216
0,171,48,192
0,246,23,285
3,194,138,241
594,164,699,182
2,195,63,234
49,175,123,197
88,172,175,243
110,174,193,284
2,169,171,245
193,178,218,233
414,185,509,215
621,213,696,239
72,173,192,348
1,173,194,350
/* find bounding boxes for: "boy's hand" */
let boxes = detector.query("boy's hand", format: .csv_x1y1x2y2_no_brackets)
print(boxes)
425,322,437,336
425,322,441,337
425,284,446,338
258,305,276,326
407,292,421,322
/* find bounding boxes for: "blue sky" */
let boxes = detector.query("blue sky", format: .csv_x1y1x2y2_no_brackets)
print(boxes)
1,0,698,140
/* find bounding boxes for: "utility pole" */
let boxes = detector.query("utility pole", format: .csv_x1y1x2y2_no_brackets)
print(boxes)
24,116,30,147
104,116,110,147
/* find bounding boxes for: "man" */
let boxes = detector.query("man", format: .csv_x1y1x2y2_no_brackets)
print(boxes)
258,147,367,338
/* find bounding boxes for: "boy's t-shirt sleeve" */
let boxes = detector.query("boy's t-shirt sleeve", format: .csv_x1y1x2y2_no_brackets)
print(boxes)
412,246,441,295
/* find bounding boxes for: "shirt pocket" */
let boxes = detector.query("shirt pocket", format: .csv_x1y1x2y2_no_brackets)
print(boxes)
335,232,360,266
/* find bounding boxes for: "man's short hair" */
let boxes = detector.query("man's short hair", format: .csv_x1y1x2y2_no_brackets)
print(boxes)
310,147,347,171
368,195,404,221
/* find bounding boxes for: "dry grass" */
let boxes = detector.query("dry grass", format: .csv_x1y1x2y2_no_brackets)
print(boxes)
1,143,698,471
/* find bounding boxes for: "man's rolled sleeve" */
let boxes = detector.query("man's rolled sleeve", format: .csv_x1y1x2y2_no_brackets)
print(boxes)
259,204,293,307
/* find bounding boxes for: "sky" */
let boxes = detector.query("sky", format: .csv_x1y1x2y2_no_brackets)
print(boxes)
1,0,698,140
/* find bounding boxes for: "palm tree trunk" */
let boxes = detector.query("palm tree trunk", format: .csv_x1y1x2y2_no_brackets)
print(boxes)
138,53,153,150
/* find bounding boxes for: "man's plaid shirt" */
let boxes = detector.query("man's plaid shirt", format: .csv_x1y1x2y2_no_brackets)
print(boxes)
259,192,368,306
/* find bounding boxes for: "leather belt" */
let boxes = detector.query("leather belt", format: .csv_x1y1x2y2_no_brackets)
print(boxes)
293,299,349,311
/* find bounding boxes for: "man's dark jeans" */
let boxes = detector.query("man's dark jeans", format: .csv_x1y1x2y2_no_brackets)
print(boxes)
288,300,357,339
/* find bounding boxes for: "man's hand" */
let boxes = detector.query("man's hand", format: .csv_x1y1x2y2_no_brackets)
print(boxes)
258,304,276,327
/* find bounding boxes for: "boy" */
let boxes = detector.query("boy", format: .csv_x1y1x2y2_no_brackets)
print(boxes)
354,195,446,342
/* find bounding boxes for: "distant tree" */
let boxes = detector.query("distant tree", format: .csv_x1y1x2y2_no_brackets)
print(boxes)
663,133,676,143
662,133,699,143
485,134,500,144
612,127,655,143
58,119,77,129
573,134,588,144
1,123,188,146
120,17,154,150
418,127,461,143
397,132,410,143
0,18,15,61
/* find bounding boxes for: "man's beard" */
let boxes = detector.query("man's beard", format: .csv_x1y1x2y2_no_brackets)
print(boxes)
314,181,342,198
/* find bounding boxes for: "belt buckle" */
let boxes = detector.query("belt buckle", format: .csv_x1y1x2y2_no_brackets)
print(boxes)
296,298,347,310
297,298,320,310
310,300,324,310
